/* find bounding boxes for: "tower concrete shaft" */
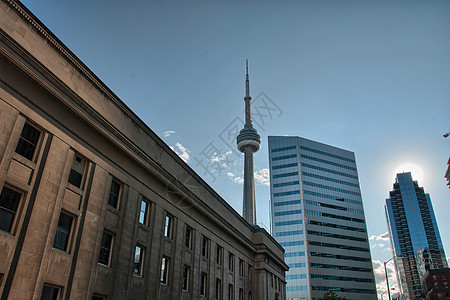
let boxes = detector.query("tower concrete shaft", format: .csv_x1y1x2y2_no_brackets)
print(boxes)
236,60,260,225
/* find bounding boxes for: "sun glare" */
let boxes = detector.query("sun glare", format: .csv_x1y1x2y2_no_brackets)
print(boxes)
394,163,424,184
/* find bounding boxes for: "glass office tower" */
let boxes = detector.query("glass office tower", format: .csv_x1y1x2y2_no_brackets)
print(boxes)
385,172,447,300
268,136,376,300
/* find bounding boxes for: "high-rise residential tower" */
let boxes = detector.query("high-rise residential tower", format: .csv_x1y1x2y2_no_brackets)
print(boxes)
236,61,260,225
385,172,447,300
268,136,376,300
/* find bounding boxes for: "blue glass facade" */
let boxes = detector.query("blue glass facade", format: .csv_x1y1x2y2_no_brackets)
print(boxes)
385,172,447,300
269,136,376,300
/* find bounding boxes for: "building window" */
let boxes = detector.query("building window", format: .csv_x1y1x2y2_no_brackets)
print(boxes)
160,256,170,284
228,284,234,300
216,245,223,266
98,230,113,266
139,198,149,225
92,295,106,300
182,265,190,291
68,154,87,189
200,273,207,297
53,211,74,252
202,236,209,258
133,245,144,276
0,186,22,233
248,265,252,281
15,122,41,161
228,253,234,271
164,215,173,238
41,284,61,300
248,292,252,300
0,273,3,286
108,178,121,209
184,226,192,249
239,260,244,277
215,278,222,300
239,288,243,300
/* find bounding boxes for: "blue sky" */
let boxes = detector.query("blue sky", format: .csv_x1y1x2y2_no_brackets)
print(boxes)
22,0,450,297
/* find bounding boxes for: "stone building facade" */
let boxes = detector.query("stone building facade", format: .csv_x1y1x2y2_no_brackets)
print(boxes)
0,1,288,299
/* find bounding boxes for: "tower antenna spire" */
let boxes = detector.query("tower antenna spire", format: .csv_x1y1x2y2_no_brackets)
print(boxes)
237,60,261,225
245,59,250,99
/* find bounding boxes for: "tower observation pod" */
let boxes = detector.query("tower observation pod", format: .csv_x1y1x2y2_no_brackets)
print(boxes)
236,60,261,225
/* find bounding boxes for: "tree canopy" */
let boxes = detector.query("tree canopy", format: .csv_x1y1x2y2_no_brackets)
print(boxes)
322,290,347,300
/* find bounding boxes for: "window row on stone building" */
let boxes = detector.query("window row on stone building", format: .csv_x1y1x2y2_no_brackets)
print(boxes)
0,119,257,300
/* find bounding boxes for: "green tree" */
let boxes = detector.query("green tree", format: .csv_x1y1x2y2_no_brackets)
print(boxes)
323,290,347,300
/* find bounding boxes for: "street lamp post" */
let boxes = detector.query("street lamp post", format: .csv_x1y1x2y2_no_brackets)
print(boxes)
384,256,398,300
381,288,396,300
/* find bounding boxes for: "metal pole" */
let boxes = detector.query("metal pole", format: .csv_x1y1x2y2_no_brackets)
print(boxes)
385,260,391,300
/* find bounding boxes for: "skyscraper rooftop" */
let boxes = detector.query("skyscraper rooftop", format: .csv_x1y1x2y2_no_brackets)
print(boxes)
385,172,447,300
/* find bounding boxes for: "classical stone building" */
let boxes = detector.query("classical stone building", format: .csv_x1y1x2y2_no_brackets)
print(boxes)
0,1,288,299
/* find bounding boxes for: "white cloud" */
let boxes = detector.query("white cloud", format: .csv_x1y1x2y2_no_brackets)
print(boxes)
254,168,270,186
369,232,390,242
227,171,244,184
209,150,232,163
170,142,190,163
233,176,244,184
164,130,175,137
208,150,234,169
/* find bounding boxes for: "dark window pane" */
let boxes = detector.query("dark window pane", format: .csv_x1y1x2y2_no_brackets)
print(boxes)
68,155,86,188
182,266,190,291
0,211,15,233
0,187,22,232
68,169,82,188
40,285,59,300
133,246,142,276
53,212,73,251
185,227,192,248
200,273,207,296
202,237,208,258
216,246,223,265
108,180,120,208
15,123,40,160
98,231,113,265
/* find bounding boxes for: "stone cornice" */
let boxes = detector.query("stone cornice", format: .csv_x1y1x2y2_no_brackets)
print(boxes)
3,0,126,111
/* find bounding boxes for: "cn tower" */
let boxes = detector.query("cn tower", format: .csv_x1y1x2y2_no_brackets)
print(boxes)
236,60,261,225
